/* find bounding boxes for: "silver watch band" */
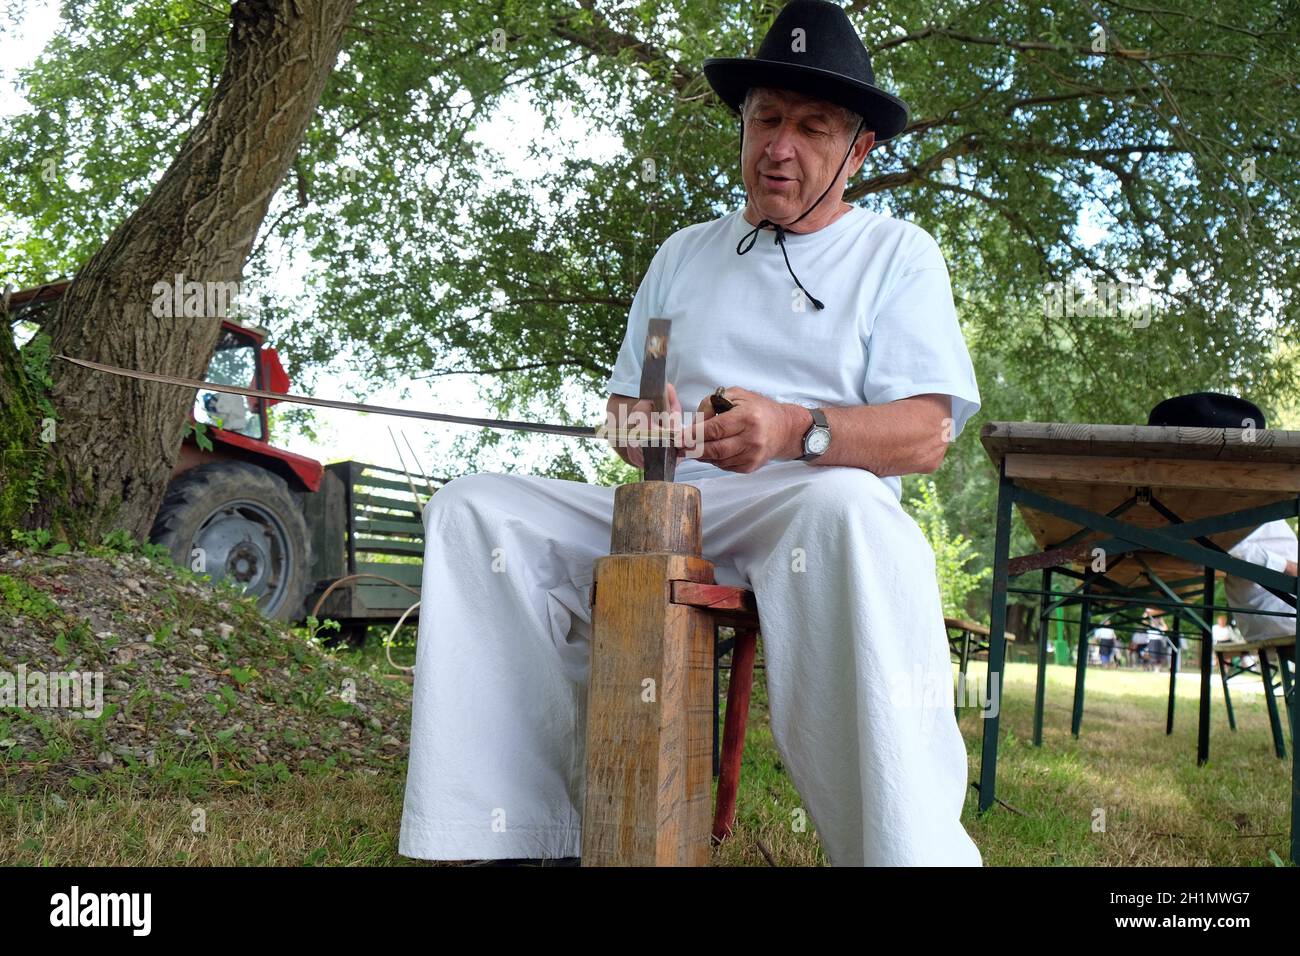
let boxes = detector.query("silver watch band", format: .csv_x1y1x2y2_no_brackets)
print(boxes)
798,408,830,461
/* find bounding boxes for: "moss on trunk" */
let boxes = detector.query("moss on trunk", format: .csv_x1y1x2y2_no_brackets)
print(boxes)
0,325,72,537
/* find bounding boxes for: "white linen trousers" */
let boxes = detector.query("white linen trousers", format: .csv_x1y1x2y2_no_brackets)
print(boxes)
398,458,983,866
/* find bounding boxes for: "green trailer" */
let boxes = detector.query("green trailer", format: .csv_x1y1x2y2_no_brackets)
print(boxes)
301,460,437,643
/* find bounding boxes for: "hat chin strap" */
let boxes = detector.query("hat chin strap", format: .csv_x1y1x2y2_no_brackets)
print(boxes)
736,118,863,311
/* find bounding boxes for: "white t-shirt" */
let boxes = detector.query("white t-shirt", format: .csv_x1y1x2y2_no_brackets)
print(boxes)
604,205,981,499
1226,519,1298,640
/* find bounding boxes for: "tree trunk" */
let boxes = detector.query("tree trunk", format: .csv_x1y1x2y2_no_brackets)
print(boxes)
34,0,356,540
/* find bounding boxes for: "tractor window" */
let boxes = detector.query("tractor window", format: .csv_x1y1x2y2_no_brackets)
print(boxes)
194,329,264,440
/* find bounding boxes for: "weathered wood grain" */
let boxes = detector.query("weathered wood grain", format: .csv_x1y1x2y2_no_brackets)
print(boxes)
609,481,702,556
581,551,714,866
980,422,1300,589
981,421,1300,466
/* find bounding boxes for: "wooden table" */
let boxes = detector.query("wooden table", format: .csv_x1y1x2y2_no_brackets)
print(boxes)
976,421,1300,864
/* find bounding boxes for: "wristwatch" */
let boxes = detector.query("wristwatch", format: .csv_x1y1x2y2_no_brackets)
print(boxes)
797,408,831,461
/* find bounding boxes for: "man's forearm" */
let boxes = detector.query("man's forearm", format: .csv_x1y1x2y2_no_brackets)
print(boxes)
778,394,952,476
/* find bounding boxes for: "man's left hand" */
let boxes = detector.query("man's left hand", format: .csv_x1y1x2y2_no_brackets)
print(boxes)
689,386,808,473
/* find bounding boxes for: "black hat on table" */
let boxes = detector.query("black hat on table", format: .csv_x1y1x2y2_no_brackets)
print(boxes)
703,0,910,142
1147,392,1267,430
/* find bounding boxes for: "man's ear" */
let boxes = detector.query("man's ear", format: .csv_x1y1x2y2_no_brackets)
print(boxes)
849,130,876,177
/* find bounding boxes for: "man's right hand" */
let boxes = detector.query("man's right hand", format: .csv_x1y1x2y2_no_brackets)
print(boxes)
609,383,686,471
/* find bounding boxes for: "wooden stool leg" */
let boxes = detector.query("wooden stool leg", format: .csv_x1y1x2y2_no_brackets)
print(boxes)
712,626,758,844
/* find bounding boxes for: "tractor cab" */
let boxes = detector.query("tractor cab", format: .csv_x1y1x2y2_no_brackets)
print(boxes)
175,318,320,494
194,325,267,440
190,320,291,443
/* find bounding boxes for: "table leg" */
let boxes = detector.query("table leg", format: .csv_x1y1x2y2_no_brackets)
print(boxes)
1217,652,1237,732
1070,581,1093,738
957,628,972,723
978,465,1014,813
1293,503,1299,866
1197,566,1213,767
1033,569,1051,748
1260,650,1286,760
1278,653,1294,742
1166,615,1180,735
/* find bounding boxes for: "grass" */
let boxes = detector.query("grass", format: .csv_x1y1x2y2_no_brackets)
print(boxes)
713,654,1285,866
952,659,1293,867
4,771,407,866
2,634,1292,865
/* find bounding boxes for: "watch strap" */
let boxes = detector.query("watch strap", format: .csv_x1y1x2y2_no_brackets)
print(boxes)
798,408,830,461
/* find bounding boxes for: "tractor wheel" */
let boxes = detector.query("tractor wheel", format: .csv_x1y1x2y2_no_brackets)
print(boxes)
150,461,313,621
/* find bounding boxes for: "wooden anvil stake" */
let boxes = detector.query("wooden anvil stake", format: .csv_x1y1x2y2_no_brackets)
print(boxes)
581,318,716,866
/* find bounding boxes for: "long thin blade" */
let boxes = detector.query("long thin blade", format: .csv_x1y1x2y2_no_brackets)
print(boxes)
640,318,675,482
58,354,602,439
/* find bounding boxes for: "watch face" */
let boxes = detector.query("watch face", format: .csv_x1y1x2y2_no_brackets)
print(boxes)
806,428,831,455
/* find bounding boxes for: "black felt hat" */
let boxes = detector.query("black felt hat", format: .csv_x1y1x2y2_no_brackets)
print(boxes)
1147,392,1267,430
703,0,910,142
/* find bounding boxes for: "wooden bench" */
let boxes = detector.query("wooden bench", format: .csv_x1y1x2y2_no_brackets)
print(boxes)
945,616,1014,673
1214,635,1296,758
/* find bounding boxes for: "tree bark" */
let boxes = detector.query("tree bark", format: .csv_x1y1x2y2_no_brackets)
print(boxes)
37,0,357,540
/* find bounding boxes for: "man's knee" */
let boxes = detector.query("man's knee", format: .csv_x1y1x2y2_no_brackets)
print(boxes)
794,467,900,524
422,472,513,530
788,468,933,565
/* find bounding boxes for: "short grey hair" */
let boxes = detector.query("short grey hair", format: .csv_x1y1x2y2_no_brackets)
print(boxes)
740,86,866,141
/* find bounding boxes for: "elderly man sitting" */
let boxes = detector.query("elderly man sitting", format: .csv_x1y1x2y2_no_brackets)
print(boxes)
399,0,982,867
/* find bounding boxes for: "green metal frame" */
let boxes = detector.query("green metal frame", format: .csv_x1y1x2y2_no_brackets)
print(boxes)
976,461,1300,865
1216,646,1296,759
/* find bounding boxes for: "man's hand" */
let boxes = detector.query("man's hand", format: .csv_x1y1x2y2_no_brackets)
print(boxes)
611,383,687,471
691,386,808,474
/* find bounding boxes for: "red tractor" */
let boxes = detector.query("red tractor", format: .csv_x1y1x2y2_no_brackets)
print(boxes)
6,282,429,639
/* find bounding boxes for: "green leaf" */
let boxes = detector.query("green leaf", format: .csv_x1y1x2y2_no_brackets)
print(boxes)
191,421,214,453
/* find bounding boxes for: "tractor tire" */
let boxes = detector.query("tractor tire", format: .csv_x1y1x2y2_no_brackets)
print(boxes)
150,461,313,621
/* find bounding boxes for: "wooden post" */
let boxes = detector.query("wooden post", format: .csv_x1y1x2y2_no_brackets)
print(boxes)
581,481,716,866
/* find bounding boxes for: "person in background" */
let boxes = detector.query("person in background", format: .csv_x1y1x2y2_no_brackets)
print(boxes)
1226,520,1299,643
1145,610,1171,671
1225,520,1299,673
1146,392,1294,675
1211,613,1237,644
1128,617,1151,671
1094,617,1118,668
